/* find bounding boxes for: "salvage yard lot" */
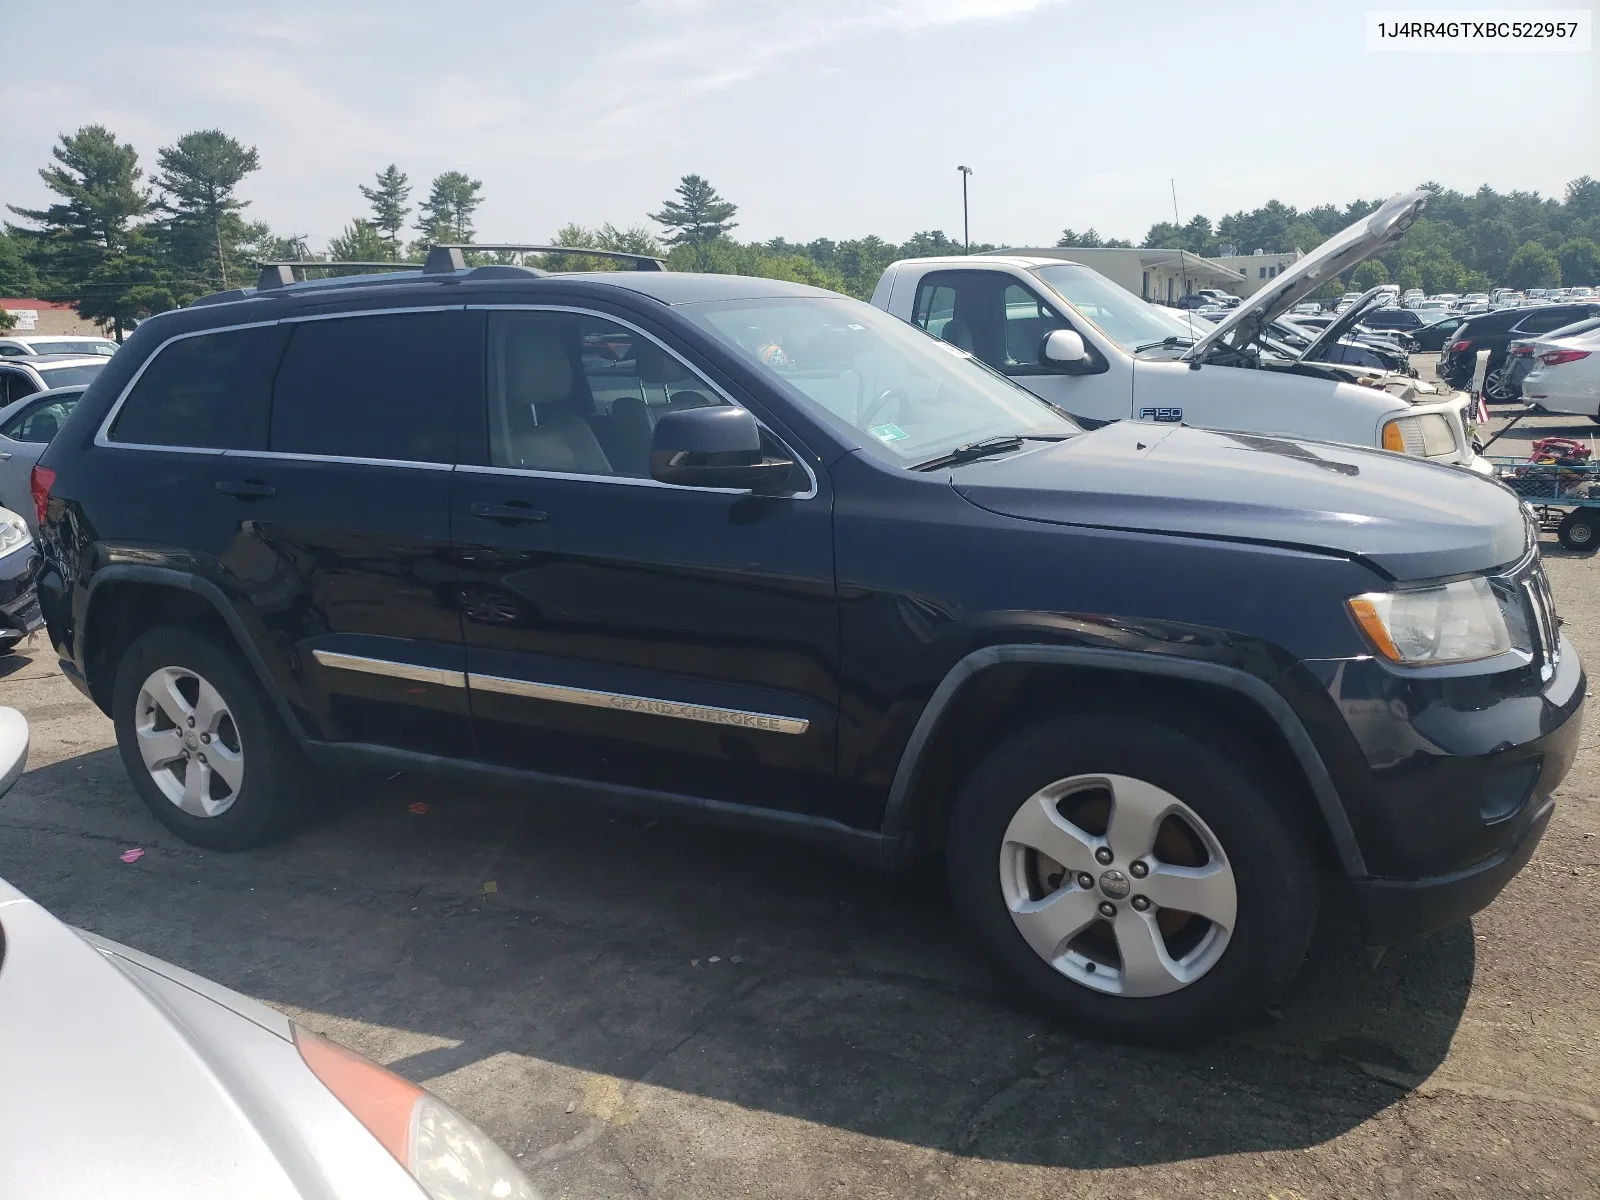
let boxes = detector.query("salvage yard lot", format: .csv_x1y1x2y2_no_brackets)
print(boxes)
1,409,1596,1200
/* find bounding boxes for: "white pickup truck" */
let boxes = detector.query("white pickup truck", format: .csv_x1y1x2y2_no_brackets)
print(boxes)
870,190,1488,473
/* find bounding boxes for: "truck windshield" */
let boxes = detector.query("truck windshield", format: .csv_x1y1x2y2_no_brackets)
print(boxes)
679,295,1078,467
1030,263,1204,355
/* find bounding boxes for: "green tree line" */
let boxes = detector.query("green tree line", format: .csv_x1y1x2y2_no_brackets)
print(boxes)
6,123,1597,338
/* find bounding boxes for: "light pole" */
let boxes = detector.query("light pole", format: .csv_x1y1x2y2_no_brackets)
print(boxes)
957,165,973,252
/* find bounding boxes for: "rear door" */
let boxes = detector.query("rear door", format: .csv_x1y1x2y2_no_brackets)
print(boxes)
217,306,479,757
451,305,839,815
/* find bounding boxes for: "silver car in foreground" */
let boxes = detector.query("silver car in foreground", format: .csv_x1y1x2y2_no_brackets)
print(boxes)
0,707,538,1200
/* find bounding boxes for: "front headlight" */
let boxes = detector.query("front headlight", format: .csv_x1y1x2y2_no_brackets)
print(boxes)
1347,576,1511,664
0,509,32,558
1381,413,1456,456
294,1026,541,1200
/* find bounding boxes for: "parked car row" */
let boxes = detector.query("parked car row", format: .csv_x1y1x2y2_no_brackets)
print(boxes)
1438,301,1600,393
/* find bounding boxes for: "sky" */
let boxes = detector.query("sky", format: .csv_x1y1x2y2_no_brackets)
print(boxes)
2,0,1596,254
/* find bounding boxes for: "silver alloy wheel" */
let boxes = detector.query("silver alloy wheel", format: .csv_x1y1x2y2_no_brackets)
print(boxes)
998,773,1237,997
134,666,245,818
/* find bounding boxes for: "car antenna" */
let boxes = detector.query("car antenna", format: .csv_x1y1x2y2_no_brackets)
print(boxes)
1171,178,1190,305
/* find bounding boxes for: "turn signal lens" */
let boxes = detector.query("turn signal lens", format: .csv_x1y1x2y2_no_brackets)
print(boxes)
294,1026,539,1199
1381,419,1407,453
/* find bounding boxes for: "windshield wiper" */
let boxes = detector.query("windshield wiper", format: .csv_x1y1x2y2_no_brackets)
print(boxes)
912,434,1069,472
1134,335,1195,354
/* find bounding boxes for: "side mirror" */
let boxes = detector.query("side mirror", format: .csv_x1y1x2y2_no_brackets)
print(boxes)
1041,328,1090,372
649,406,797,493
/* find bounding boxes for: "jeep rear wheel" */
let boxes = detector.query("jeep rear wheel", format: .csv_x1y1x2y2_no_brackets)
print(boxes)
113,627,307,850
946,712,1318,1043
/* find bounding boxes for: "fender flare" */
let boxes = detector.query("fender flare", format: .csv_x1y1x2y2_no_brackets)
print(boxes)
878,643,1368,876
82,564,308,739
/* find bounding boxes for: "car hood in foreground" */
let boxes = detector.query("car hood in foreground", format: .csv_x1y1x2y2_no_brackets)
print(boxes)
0,877,414,1198
1183,190,1429,364
952,422,1526,580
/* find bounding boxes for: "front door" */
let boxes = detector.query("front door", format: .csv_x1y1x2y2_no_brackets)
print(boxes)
217,306,479,757
452,306,838,815
909,270,1123,423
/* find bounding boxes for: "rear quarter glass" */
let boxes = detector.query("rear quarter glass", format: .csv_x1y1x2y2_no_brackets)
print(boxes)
107,325,287,450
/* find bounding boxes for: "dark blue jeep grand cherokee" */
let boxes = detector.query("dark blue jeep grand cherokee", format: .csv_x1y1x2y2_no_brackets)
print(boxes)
31,259,1585,1042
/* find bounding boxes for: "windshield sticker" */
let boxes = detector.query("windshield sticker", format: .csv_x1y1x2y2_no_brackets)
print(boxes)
869,423,909,443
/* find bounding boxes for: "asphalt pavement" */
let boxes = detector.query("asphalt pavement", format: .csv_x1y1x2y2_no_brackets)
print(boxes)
0,398,1595,1200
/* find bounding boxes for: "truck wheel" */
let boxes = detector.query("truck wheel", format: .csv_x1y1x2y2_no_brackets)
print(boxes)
946,712,1318,1044
1557,510,1597,551
112,627,308,850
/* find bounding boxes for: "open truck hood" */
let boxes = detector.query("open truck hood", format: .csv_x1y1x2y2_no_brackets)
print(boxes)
1183,190,1429,364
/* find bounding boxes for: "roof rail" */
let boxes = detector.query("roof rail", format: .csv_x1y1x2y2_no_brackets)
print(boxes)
422,244,666,275
254,261,422,291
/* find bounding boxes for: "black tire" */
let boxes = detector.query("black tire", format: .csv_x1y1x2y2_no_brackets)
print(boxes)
946,711,1318,1044
1557,510,1597,552
112,626,308,850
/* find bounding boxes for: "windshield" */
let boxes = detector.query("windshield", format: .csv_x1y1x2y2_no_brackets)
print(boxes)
678,296,1078,467
36,363,105,388
1028,263,1201,354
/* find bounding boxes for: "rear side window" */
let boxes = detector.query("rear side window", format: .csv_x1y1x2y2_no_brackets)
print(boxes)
269,310,474,463
109,325,285,449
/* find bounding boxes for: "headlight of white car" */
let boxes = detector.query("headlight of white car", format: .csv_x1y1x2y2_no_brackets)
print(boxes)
294,1026,541,1200
1381,412,1456,456
0,509,32,558
1347,576,1511,665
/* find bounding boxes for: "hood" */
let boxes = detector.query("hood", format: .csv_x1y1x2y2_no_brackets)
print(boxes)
1300,286,1394,363
1183,189,1429,363
950,422,1526,580
0,877,411,1198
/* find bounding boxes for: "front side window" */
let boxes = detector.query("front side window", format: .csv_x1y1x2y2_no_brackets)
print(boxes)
1000,284,1072,371
486,310,725,478
680,294,1077,467
270,310,475,463
110,325,284,449
1,394,80,443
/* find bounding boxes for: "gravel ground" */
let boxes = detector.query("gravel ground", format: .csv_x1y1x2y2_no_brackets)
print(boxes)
0,398,1595,1200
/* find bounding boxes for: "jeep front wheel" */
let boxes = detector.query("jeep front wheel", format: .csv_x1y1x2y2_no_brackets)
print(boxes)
946,712,1318,1043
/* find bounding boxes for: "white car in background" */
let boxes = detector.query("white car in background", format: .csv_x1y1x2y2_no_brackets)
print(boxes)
1521,330,1600,421
1401,289,1424,307
0,705,539,1200
0,334,118,359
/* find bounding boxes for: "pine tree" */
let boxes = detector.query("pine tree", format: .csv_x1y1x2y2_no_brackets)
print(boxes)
649,175,738,268
152,129,262,295
415,172,483,245
359,165,411,258
328,220,391,262
5,124,168,338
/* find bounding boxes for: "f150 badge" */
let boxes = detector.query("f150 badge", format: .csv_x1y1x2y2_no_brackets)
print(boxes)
1137,407,1183,423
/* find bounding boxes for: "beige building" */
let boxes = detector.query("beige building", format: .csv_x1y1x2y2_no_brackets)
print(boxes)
1001,247,1245,305
1,298,102,336
1206,250,1304,297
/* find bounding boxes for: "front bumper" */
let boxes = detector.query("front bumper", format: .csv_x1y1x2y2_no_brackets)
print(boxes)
1304,627,1585,944
1352,796,1554,945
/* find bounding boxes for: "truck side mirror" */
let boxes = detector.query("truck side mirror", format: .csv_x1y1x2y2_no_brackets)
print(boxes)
1041,328,1091,373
